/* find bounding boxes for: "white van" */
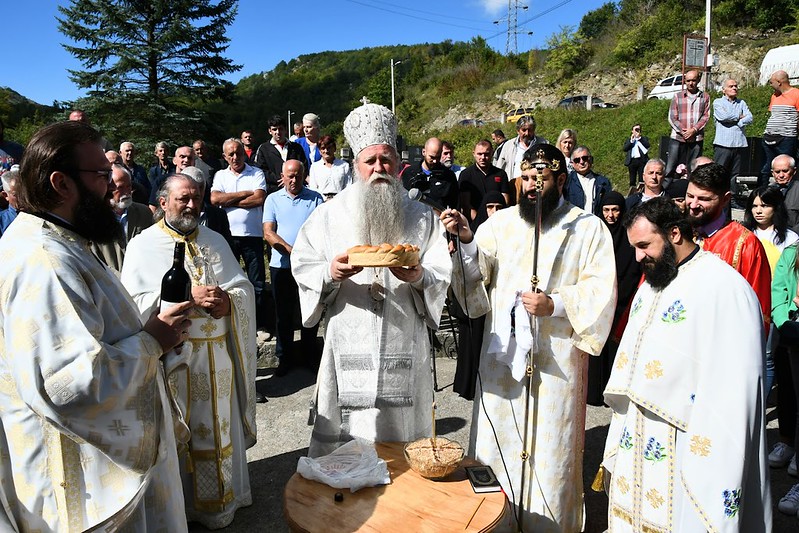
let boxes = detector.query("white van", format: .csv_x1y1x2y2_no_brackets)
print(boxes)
648,74,683,100
759,44,799,85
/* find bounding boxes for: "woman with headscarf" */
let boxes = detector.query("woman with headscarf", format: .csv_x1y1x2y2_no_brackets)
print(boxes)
587,191,641,406
452,192,507,400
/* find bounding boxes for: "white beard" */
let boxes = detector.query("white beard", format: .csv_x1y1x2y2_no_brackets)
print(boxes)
111,195,133,211
351,170,405,245
166,209,199,234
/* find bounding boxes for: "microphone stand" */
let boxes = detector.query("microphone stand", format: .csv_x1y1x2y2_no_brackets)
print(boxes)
516,169,544,532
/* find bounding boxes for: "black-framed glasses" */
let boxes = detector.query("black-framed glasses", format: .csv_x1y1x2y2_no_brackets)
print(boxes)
573,156,592,164
76,168,113,183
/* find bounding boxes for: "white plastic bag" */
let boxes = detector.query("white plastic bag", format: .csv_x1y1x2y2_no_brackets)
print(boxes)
296,439,391,492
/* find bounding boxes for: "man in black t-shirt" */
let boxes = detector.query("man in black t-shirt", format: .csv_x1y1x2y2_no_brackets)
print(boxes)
458,139,509,228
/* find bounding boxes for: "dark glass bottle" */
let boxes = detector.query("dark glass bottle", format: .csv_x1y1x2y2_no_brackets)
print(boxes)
160,242,191,311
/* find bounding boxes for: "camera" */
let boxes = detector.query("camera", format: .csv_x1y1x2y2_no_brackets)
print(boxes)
406,169,431,192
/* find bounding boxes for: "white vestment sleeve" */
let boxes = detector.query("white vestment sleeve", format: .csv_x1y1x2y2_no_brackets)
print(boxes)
291,205,343,327
450,225,493,319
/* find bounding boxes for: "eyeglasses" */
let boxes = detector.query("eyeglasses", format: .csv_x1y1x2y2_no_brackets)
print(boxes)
77,169,113,183
572,156,592,164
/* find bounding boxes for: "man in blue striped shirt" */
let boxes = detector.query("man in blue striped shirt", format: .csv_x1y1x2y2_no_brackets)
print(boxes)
712,78,753,206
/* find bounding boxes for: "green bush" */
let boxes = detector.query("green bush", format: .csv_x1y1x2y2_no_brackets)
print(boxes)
612,3,688,67
545,27,588,80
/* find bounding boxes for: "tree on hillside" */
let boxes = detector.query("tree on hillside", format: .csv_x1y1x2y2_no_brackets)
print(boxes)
0,93,11,126
57,0,241,146
715,0,799,31
579,2,618,39
545,27,587,80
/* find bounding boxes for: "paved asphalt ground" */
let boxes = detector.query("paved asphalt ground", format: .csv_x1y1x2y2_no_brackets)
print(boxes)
189,329,798,532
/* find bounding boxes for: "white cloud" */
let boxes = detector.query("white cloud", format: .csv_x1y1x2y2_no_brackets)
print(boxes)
477,0,509,16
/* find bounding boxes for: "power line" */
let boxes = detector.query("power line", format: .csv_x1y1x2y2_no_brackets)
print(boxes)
347,0,497,25
342,0,493,32
485,0,578,42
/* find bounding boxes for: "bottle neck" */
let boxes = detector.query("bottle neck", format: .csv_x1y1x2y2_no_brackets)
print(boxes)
173,242,185,266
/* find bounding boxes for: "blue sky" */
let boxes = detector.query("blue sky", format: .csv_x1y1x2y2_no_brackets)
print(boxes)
5,0,608,105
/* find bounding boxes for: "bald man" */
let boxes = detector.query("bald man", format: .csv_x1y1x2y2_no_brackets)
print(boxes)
665,69,710,180
761,70,799,184
262,159,324,376
400,136,459,209
148,146,196,211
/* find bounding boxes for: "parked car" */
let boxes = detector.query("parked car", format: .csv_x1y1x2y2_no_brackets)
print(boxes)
648,73,721,100
557,95,619,109
648,74,683,100
457,118,485,127
505,107,535,123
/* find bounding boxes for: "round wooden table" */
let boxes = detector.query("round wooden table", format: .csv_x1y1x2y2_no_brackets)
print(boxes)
284,441,507,532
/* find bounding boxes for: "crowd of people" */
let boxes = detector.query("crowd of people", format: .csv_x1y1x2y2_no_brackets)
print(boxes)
0,67,797,532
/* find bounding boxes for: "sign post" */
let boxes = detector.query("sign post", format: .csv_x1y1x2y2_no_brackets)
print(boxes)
683,34,709,91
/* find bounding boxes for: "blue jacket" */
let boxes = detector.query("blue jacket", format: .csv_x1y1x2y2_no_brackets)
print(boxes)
563,171,612,215
0,206,18,237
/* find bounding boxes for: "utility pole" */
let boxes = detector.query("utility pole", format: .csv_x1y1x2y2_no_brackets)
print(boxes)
494,1,529,55
506,0,517,55
704,0,712,92
390,59,402,114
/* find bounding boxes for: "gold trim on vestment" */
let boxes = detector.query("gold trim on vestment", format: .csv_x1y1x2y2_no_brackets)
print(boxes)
228,290,256,440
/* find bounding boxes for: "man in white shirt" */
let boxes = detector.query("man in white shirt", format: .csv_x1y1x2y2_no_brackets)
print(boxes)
211,138,268,331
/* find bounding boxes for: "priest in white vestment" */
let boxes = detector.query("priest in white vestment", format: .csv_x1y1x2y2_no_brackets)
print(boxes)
122,173,258,529
601,197,771,532
0,121,193,532
291,103,451,457
445,143,616,532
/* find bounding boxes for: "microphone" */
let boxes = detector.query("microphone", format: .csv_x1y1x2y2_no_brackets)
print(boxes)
408,188,446,212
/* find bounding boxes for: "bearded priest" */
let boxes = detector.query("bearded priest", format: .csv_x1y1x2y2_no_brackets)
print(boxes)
121,173,257,529
601,197,770,532
0,122,192,531
291,102,452,457
443,143,616,532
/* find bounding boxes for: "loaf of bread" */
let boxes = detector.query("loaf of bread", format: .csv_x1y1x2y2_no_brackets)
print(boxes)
347,243,421,267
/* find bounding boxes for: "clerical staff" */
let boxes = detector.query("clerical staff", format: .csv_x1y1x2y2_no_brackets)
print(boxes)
516,158,545,531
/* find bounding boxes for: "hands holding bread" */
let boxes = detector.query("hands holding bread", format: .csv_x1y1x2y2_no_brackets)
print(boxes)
330,243,422,283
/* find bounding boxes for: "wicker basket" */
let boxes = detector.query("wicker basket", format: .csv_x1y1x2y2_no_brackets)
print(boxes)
404,437,464,480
